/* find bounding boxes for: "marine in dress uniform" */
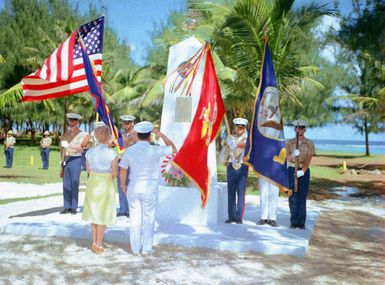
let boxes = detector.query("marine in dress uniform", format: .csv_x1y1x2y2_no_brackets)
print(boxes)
117,114,137,217
286,120,315,229
225,118,249,224
40,130,52,170
119,121,176,255
4,130,16,168
60,113,90,215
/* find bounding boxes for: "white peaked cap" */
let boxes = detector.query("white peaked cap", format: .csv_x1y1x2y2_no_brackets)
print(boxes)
233,118,248,126
133,121,153,133
66,113,82,120
120,115,136,122
292,120,308,127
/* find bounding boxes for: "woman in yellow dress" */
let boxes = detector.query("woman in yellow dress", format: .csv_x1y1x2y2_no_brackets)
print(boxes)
82,124,118,253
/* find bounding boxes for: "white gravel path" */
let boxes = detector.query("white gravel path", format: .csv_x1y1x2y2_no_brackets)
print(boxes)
0,182,384,284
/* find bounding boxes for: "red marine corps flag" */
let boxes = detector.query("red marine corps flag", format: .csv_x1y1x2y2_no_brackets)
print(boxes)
172,46,225,208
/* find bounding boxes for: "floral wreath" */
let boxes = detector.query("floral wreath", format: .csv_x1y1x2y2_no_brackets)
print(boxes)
161,154,190,187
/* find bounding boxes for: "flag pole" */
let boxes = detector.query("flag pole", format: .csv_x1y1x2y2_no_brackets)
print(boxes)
263,26,269,43
294,130,299,192
60,96,67,179
224,113,231,136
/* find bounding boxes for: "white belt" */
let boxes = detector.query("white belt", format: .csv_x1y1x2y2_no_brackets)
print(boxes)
65,152,82,157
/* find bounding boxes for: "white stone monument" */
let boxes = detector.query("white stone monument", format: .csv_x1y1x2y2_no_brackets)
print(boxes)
156,37,227,225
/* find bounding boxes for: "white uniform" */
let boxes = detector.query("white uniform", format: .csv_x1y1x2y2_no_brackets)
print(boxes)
119,141,172,254
259,178,279,221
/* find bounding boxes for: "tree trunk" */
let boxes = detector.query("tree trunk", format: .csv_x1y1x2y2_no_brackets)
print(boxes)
28,119,36,144
4,118,12,133
364,117,370,156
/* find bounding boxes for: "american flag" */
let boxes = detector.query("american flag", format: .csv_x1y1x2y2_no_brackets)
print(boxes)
21,16,104,102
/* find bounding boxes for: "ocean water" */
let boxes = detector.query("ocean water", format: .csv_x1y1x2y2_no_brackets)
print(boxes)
312,139,385,154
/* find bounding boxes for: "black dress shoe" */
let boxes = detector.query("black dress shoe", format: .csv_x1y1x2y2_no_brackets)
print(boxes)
290,225,297,229
71,209,77,215
268,220,278,227
236,219,243,224
298,225,305,229
60,208,71,214
256,219,268,225
225,219,235,224
117,212,127,217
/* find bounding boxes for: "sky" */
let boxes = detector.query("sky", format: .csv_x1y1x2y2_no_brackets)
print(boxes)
70,0,187,66
0,0,383,142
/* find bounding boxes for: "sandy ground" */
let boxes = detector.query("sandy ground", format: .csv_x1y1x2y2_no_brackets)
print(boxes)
0,183,384,284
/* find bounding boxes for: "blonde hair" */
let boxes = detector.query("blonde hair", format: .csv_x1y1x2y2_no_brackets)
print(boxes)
94,125,110,144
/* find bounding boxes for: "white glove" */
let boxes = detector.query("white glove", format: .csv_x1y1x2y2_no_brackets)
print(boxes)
297,170,304,177
293,149,300,157
61,140,69,148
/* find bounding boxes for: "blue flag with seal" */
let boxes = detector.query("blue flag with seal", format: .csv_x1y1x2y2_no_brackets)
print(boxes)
79,36,125,153
244,42,290,194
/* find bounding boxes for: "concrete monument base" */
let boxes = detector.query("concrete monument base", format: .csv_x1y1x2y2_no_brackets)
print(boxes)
156,182,228,226
0,190,320,256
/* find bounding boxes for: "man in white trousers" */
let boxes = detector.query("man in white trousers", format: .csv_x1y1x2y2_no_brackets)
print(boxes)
119,121,176,255
256,178,279,227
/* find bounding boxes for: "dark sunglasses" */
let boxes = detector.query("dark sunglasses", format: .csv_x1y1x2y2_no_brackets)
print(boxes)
295,126,306,129
235,124,245,128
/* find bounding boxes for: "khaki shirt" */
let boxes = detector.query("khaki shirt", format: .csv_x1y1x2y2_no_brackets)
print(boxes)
286,138,315,167
61,131,88,156
41,137,52,148
5,136,16,148
122,130,136,148
224,133,248,169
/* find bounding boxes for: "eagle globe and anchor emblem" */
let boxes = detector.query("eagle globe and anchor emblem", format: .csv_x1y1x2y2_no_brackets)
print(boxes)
257,86,286,165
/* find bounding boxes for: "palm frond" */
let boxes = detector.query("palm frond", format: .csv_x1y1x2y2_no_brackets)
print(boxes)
142,78,165,107
297,65,320,75
351,96,378,109
301,77,325,90
0,83,23,107
108,87,138,103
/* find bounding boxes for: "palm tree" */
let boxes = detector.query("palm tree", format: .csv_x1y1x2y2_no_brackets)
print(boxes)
104,64,172,122
192,0,334,117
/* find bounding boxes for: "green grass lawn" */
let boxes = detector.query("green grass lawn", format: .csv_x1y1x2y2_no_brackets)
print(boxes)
0,146,382,195
316,150,385,162
0,145,87,184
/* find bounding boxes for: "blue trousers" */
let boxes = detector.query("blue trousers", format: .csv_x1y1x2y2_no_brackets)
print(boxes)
5,148,14,168
117,165,129,215
41,148,50,169
63,156,82,209
288,167,310,226
227,163,248,220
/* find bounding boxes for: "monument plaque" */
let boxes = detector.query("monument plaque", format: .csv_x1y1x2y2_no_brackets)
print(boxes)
175,97,192,122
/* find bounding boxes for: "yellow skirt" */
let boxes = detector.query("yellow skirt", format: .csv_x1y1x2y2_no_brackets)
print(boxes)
82,172,116,226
